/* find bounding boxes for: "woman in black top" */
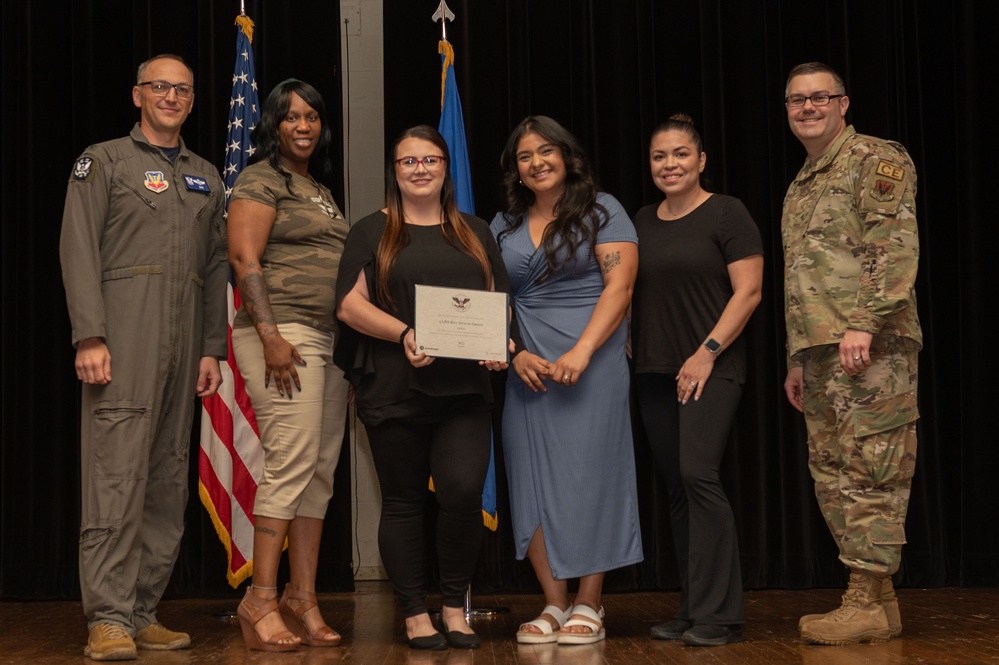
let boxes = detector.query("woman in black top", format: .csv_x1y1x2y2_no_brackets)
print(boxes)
335,126,510,650
631,114,763,647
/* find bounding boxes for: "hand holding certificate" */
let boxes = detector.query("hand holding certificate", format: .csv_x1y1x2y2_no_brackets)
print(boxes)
414,285,509,362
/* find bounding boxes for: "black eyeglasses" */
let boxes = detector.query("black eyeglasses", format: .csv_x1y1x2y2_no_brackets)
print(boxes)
395,155,446,170
138,80,194,99
785,93,844,108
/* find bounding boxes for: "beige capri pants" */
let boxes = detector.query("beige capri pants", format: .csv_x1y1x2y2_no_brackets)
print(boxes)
232,322,350,520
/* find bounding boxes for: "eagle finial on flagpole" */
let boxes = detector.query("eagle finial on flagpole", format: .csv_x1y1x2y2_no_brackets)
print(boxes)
432,0,455,41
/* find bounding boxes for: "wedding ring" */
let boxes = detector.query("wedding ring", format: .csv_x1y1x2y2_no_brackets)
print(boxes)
689,381,697,387
853,356,861,361
563,375,570,381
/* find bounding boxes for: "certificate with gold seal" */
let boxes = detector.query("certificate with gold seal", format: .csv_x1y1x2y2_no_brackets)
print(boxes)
414,284,509,362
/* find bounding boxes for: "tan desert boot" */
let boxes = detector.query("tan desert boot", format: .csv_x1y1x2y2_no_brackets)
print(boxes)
799,570,891,645
799,574,902,637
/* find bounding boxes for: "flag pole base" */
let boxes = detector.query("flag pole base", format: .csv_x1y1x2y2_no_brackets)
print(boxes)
427,586,510,621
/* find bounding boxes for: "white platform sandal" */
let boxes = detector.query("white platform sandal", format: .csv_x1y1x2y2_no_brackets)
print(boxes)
557,605,605,645
516,604,573,644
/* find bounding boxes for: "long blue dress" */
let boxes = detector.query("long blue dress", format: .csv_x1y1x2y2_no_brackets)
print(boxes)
490,193,644,579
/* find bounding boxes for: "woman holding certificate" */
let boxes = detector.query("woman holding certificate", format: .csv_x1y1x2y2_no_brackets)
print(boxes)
334,125,510,651
491,116,643,645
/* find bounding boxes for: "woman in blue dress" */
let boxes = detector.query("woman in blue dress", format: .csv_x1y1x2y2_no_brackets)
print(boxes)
491,116,643,645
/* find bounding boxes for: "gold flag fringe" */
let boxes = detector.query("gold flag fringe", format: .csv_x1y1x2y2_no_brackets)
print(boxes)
235,14,255,44
428,476,498,531
438,39,454,111
199,480,253,587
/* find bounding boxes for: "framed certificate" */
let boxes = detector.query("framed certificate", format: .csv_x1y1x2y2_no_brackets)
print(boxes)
414,284,509,362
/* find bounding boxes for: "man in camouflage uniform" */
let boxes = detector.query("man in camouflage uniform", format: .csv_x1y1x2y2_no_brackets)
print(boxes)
780,62,921,646
60,54,228,660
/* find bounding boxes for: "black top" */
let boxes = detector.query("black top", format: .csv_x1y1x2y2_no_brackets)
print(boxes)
631,194,763,383
334,211,513,425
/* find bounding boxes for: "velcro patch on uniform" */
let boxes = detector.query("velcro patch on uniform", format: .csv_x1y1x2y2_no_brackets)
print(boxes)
183,175,211,192
870,179,897,202
876,161,904,181
862,159,908,213
73,156,95,181
144,171,170,193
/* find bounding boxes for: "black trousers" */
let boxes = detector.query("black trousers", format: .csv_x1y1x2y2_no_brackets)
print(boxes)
365,397,492,617
635,373,745,626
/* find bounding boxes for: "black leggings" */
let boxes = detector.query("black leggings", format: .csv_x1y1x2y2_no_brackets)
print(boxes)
635,373,745,625
365,401,492,617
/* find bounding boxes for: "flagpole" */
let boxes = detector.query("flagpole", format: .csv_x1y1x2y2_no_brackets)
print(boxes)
199,8,263,591
432,0,454,40
431,1,508,621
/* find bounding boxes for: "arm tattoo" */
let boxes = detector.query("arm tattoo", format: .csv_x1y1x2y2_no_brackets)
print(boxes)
238,262,279,336
601,251,622,275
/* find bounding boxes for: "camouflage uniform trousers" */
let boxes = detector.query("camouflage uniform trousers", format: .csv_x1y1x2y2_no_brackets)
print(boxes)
801,335,919,575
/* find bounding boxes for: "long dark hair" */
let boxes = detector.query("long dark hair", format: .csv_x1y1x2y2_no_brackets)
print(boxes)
249,78,333,189
375,125,492,310
496,116,607,282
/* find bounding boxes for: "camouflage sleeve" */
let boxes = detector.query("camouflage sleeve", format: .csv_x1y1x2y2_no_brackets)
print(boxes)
230,164,279,208
786,349,802,369
847,144,919,333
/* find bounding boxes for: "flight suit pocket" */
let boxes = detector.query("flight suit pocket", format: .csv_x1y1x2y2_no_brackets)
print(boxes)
112,175,159,215
90,401,151,479
102,265,163,282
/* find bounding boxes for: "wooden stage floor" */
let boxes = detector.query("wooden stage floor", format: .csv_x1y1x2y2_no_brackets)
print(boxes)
2,582,998,664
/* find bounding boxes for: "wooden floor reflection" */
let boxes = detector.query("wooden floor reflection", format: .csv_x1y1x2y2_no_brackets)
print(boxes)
2,582,998,664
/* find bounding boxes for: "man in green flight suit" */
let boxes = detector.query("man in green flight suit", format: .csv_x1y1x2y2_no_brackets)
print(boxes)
59,54,228,661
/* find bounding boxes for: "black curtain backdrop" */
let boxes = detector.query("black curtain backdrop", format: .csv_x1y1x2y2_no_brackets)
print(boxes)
383,1,999,592
0,1,348,599
2,0,997,602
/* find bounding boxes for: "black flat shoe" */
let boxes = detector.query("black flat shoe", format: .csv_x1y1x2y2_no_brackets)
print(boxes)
681,624,743,646
651,618,693,640
404,632,448,650
439,616,481,649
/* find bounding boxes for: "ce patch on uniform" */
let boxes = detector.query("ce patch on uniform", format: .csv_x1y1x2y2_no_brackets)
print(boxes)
72,156,96,182
862,159,909,213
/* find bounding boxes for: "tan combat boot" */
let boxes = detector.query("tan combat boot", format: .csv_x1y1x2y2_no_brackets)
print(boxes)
799,575,902,637
799,570,891,645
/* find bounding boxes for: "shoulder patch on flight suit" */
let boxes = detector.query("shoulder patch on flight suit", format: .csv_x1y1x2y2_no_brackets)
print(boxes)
72,156,96,182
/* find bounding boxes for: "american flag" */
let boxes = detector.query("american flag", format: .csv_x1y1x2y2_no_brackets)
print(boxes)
198,13,262,587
